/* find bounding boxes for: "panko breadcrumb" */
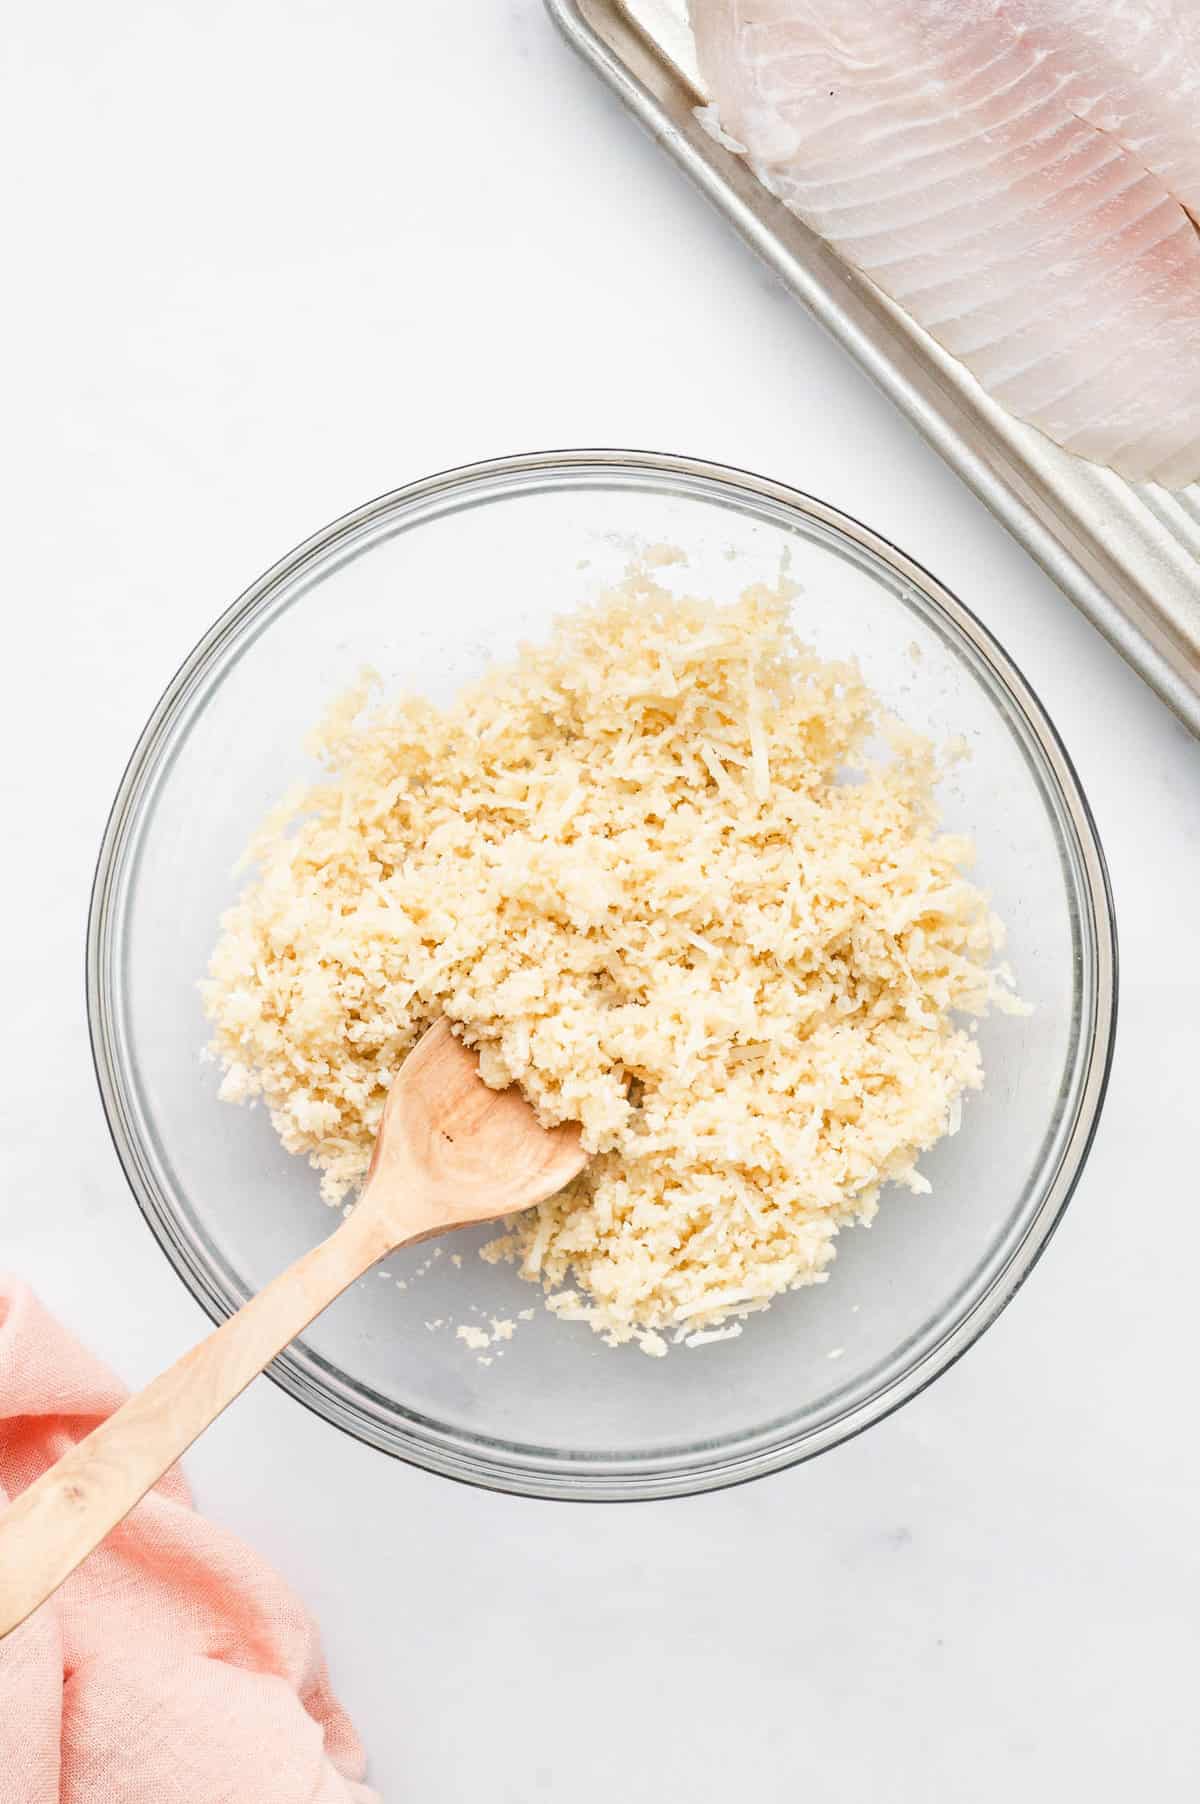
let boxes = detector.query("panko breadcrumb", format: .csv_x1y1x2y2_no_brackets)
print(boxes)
203,569,1018,1352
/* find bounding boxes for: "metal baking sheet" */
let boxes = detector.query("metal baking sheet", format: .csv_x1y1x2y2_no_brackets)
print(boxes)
547,0,1200,735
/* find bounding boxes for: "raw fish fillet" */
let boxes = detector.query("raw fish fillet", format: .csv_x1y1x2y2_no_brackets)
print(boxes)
690,0,1200,486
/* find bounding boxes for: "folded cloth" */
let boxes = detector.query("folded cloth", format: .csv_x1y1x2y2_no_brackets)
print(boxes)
0,1279,379,1804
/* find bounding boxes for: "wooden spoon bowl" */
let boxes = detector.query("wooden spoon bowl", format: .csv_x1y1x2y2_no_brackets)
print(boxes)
0,1021,585,1637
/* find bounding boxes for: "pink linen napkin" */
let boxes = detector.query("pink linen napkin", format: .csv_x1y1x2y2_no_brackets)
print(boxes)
0,1279,379,1804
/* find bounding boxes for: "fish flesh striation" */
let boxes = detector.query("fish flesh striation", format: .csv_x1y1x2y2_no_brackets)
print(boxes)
690,0,1200,486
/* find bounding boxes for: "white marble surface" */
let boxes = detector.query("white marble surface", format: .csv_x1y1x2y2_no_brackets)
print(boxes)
3,2,1199,1797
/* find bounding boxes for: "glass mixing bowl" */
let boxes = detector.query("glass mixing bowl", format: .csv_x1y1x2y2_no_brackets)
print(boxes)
88,450,1117,1500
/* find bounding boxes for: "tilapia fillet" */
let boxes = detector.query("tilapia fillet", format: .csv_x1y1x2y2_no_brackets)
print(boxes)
690,0,1200,487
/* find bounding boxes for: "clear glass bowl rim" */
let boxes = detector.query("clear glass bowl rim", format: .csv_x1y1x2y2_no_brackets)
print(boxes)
87,447,1119,1501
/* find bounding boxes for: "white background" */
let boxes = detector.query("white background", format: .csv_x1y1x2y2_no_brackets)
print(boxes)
3,3,1199,1798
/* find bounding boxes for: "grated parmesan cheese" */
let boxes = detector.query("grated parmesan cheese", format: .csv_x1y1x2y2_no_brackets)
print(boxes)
685,1323,744,1349
203,570,1016,1348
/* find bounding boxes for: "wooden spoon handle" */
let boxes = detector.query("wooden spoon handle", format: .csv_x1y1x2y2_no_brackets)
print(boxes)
0,1204,392,1639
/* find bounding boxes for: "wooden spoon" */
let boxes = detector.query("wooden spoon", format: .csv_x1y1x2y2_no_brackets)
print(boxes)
0,1020,585,1638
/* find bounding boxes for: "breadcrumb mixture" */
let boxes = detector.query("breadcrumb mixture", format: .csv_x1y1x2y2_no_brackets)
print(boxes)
203,571,1017,1351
